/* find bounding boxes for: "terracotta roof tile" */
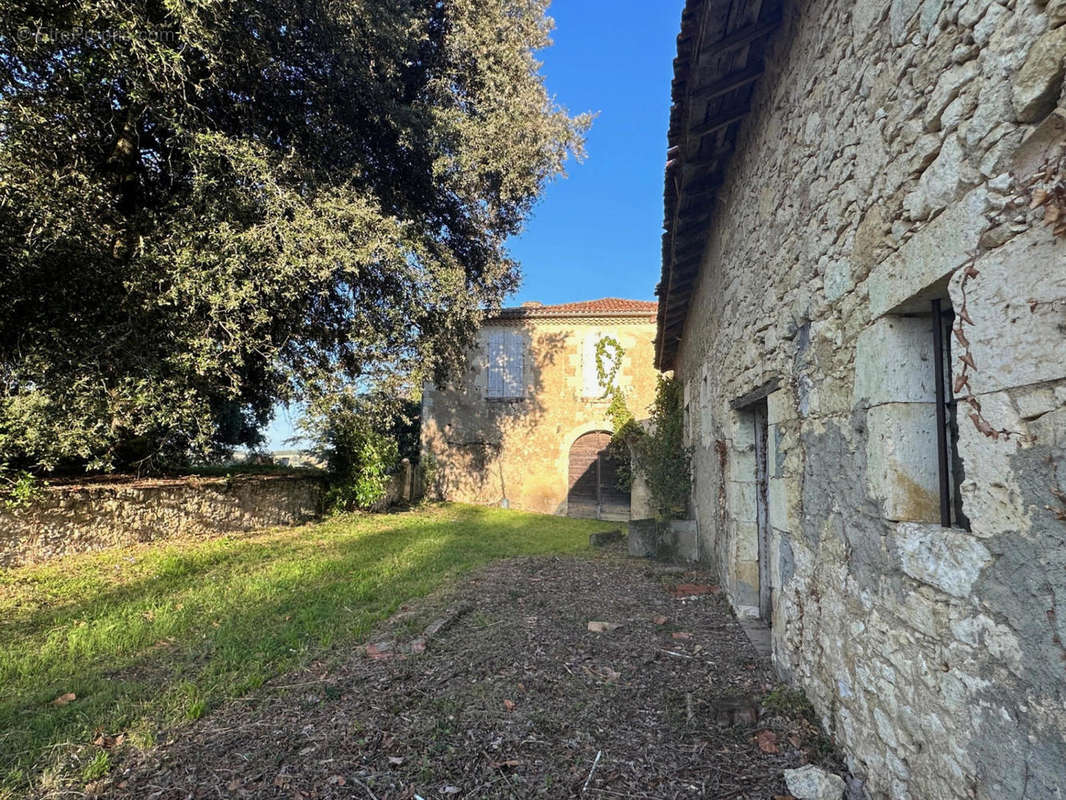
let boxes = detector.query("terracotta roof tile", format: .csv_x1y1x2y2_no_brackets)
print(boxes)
493,297,658,318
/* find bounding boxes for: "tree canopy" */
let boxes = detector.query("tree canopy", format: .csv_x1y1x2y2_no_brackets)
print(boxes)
0,0,587,471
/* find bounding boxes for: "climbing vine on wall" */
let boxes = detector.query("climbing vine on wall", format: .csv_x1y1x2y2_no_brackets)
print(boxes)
952,151,1066,443
595,335,692,520
595,335,639,493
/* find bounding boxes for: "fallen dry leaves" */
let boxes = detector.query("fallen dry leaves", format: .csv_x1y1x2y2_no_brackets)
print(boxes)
670,583,721,598
97,555,847,799
755,729,779,754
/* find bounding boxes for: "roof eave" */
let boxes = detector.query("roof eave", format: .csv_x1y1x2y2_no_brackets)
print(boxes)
654,0,785,371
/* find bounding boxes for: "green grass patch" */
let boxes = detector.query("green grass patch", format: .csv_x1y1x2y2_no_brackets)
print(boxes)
0,503,604,794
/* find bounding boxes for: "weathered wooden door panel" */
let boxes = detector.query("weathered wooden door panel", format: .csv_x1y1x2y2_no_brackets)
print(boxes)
568,431,629,519
753,401,771,624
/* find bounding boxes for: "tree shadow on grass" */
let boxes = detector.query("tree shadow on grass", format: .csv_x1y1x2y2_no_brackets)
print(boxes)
0,504,599,787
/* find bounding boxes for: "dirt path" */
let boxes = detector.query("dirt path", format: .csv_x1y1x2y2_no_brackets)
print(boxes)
96,549,846,799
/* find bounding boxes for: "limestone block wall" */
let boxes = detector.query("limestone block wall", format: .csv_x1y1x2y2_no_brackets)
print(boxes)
0,474,324,567
675,0,1066,797
422,318,659,515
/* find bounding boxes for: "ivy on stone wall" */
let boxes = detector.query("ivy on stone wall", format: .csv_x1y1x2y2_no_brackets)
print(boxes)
596,336,692,520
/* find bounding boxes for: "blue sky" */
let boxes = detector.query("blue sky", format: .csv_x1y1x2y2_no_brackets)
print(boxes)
507,0,684,306
265,0,684,450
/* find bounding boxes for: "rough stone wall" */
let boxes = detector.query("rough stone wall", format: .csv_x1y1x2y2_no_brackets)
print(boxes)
422,318,659,515
0,474,324,567
676,1,1066,797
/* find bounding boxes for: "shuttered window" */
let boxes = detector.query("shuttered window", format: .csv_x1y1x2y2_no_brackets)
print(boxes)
486,330,524,399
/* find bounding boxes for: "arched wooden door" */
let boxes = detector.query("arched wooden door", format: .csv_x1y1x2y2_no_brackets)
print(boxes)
567,431,631,520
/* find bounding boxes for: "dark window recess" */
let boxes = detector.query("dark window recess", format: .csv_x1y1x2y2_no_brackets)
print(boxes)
932,299,970,530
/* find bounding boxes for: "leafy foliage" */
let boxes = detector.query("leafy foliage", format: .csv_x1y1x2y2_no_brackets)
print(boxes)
635,376,692,520
594,336,625,395
328,429,398,511
0,466,43,510
594,336,691,520
0,0,588,472
300,391,413,511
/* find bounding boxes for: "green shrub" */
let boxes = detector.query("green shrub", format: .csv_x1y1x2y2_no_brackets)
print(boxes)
325,428,399,511
633,376,692,520
301,392,404,511
1,467,43,510
594,339,692,521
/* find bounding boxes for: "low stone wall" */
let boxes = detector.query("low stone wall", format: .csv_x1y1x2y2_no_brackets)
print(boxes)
0,473,325,567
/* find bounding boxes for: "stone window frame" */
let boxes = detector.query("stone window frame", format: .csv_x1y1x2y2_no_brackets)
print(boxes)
856,287,969,529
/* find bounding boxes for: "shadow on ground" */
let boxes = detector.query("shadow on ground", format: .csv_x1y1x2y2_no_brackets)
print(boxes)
94,549,847,799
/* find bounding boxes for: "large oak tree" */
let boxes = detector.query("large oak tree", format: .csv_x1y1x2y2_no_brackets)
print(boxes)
0,0,586,470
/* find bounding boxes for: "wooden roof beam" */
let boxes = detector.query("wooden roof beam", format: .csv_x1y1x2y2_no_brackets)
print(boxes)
681,140,734,172
678,209,710,227
690,63,764,100
673,241,706,262
701,16,781,59
679,184,720,208
684,171,724,195
690,105,751,138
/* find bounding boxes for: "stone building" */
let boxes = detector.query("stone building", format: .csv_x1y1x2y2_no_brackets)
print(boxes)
421,298,659,519
656,0,1066,797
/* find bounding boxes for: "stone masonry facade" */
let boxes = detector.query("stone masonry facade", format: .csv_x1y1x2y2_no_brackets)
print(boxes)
421,300,659,517
0,474,324,567
660,0,1066,798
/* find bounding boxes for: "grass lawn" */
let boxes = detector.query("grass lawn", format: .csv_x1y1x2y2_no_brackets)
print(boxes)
0,503,607,795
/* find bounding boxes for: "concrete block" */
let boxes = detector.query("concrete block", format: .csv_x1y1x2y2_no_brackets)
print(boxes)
953,390,1032,537
669,519,700,562
768,423,781,477
854,316,938,408
729,408,757,450
769,474,803,534
734,559,761,602
736,520,759,562
588,529,623,547
727,480,758,523
866,403,941,523
627,519,660,558
767,388,797,424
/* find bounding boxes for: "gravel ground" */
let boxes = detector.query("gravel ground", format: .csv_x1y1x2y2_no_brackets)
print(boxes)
87,548,847,799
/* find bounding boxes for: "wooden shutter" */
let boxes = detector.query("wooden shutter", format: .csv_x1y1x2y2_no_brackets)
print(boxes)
486,330,523,399
486,331,505,398
504,332,524,398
